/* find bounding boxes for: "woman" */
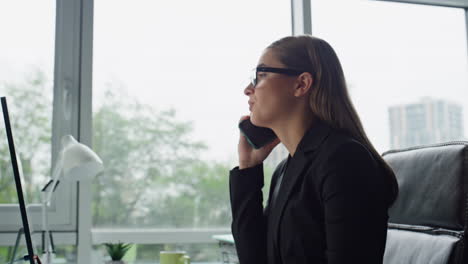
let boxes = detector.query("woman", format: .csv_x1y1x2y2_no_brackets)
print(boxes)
229,35,399,264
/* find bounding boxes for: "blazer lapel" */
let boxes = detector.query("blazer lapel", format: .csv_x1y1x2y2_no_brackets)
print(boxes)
268,119,333,258
268,150,307,248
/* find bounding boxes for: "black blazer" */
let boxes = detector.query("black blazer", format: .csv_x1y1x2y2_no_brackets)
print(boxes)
229,120,389,264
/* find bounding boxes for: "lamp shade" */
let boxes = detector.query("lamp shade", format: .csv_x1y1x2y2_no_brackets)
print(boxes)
45,135,103,204
61,135,103,176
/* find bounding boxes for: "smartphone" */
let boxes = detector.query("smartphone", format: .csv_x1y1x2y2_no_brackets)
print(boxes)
238,118,277,149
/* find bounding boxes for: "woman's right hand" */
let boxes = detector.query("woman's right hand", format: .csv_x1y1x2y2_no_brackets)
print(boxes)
238,115,281,169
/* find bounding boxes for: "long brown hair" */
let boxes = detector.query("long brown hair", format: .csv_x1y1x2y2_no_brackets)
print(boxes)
268,35,398,207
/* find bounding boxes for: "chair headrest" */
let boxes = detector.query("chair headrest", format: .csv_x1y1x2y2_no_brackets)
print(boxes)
382,142,468,231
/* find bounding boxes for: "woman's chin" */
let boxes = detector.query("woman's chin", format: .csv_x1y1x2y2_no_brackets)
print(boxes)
250,116,263,127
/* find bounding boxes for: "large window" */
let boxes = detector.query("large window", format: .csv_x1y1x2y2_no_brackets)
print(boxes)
92,0,291,230
2,0,468,263
0,1,56,262
311,0,468,152
0,3,54,204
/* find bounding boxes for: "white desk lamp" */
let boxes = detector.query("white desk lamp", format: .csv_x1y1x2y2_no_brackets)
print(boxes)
41,135,103,264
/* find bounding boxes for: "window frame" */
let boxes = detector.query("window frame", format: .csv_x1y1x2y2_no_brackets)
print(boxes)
0,0,303,261
373,0,468,8
89,1,468,263
2,0,467,263
0,0,88,249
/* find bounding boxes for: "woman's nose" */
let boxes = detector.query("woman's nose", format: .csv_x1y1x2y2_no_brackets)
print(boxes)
244,83,254,96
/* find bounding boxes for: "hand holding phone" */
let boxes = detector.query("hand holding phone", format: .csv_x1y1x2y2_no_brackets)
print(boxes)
237,116,279,169
238,117,278,149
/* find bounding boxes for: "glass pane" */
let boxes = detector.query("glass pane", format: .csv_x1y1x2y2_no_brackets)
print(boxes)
311,0,468,152
93,243,221,264
92,0,291,228
0,2,55,204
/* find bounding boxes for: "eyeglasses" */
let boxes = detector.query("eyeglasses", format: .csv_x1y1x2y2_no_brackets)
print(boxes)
250,67,305,87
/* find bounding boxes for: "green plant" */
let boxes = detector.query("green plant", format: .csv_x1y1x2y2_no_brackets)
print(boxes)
104,242,133,261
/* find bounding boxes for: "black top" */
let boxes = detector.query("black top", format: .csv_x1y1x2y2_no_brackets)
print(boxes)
270,155,290,209
229,119,389,264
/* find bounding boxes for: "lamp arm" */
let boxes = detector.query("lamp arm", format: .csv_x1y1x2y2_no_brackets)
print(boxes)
45,154,64,205
41,192,52,264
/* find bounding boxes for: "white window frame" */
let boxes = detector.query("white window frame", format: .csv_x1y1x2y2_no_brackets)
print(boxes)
373,0,468,8
0,0,92,253
3,1,466,262
3,0,467,260
0,0,302,262
292,0,312,35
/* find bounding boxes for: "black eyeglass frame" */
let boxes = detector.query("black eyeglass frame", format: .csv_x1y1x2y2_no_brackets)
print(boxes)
250,67,307,87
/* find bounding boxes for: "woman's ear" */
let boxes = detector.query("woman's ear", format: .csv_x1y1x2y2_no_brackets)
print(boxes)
294,72,313,97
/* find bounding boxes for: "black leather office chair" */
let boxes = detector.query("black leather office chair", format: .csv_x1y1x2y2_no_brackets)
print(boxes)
382,142,468,264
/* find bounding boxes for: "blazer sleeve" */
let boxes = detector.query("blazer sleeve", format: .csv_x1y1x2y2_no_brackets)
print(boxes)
229,163,267,264
319,141,388,264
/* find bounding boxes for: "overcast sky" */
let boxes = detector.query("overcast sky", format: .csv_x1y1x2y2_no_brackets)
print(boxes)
1,0,468,165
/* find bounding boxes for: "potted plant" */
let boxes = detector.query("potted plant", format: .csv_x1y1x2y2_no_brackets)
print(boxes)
104,242,133,264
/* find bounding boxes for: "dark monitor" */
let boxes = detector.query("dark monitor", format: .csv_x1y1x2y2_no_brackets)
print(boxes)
1,97,40,264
